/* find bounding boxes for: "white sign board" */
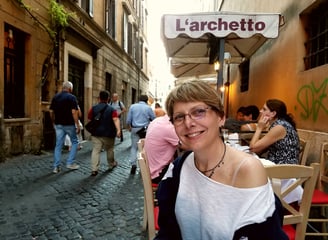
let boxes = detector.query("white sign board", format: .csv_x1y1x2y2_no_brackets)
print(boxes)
163,12,280,39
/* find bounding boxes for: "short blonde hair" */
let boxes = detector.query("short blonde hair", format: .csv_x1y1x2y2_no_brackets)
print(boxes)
165,80,224,119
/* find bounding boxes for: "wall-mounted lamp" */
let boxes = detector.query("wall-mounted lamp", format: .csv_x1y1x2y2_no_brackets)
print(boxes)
214,61,220,72
220,85,225,92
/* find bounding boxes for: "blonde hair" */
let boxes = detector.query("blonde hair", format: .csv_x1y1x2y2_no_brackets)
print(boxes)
165,80,224,119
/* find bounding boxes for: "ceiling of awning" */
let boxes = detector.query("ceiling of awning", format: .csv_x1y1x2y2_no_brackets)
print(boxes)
161,12,283,78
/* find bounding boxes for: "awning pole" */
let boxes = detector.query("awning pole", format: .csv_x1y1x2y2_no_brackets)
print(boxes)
217,38,225,91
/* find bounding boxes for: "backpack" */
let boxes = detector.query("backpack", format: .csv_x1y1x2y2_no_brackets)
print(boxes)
84,105,108,135
110,101,123,110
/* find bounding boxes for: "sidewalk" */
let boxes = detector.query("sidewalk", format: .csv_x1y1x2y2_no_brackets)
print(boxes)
0,130,148,240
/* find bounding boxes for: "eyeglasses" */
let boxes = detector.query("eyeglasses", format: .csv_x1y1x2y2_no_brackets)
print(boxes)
172,106,212,126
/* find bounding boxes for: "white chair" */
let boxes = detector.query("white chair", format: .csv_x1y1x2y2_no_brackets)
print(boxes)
306,142,328,238
266,163,320,240
299,138,310,166
138,139,159,239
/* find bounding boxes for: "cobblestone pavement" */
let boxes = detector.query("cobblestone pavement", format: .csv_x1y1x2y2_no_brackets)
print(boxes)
0,131,148,240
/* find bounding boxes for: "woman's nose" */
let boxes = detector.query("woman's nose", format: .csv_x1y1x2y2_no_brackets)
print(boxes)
183,114,195,127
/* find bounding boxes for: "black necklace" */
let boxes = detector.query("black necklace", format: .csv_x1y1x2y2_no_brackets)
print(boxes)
195,144,226,178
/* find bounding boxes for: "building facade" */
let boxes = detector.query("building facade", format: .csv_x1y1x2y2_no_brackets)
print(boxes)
170,0,328,164
218,0,328,164
0,0,150,158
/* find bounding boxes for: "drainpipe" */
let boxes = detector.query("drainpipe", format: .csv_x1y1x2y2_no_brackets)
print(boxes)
0,110,5,162
216,38,225,91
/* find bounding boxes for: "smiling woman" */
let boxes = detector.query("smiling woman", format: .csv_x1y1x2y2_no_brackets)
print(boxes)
155,80,288,240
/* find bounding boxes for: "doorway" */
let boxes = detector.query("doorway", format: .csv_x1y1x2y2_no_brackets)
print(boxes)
68,55,85,142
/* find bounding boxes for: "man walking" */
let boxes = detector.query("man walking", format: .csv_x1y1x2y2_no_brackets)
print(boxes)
87,90,121,176
110,93,126,142
126,95,155,174
49,81,80,173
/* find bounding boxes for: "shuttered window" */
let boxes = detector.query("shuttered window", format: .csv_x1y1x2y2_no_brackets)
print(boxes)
303,1,328,69
239,59,250,92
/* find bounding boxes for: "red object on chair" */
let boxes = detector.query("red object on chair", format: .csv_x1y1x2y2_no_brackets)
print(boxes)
282,225,295,240
311,189,328,204
306,142,328,237
154,206,159,230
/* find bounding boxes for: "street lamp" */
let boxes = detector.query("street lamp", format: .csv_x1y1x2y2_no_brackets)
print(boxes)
214,61,220,72
214,60,222,92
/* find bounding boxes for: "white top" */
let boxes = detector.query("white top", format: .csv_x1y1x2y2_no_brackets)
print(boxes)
175,153,275,240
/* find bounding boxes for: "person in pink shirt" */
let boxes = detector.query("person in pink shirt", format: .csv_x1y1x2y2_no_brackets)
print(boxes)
144,114,180,184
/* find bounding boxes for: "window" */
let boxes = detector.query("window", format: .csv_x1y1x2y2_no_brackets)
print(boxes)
239,59,250,92
132,26,137,61
4,24,25,118
77,0,93,17
123,11,129,52
123,10,134,57
302,1,328,69
105,72,112,93
128,22,133,56
105,0,115,38
139,38,143,68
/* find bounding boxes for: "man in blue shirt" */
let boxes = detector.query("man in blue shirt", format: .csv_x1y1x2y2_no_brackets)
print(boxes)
126,95,155,174
50,81,80,173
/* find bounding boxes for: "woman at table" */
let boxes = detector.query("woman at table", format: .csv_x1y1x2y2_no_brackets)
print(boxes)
155,81,288,240
249,99,300,164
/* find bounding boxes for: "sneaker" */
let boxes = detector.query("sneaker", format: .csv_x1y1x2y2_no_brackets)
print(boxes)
53,167,61,173
108,161,118,171
130,165,137,175
66,163,80,170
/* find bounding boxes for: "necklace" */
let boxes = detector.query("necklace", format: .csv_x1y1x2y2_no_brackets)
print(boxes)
195,144,227,178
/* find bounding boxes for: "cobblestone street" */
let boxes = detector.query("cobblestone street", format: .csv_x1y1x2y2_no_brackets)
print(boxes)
0,131,148,240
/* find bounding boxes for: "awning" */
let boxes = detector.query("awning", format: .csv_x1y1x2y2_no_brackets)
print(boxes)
161,12,283,86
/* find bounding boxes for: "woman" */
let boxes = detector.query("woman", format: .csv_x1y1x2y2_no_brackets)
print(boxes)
155,81,287,240
249,99,300,164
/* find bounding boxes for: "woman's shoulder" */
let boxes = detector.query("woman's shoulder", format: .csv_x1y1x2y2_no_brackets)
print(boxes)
231,151,268,188
274,118,292,128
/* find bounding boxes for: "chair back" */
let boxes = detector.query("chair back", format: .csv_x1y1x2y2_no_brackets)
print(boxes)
265,163,320,239
138,139,159,239
318,142,328,191
299,138,311,165
138,138,145,157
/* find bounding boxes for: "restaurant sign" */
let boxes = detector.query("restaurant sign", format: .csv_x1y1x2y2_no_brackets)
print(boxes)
163,13,280,39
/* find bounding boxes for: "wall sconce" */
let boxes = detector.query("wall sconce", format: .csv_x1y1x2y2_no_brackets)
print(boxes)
220,85,225,92
214,61,220,72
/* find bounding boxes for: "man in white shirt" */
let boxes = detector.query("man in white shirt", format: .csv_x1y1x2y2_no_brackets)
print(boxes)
110,93,126,142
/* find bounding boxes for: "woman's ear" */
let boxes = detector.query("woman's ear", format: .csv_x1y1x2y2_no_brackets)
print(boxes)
218,115,226,127
270,111,277,119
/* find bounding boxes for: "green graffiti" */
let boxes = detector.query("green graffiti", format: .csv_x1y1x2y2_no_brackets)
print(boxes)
297,78,328,122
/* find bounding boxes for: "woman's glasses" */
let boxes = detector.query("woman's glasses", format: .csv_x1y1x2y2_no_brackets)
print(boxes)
172,106,212,126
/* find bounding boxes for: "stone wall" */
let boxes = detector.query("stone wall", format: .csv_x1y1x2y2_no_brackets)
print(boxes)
298,129,328,165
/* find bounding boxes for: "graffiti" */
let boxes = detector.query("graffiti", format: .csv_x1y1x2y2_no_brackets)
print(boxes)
297,78,328,122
